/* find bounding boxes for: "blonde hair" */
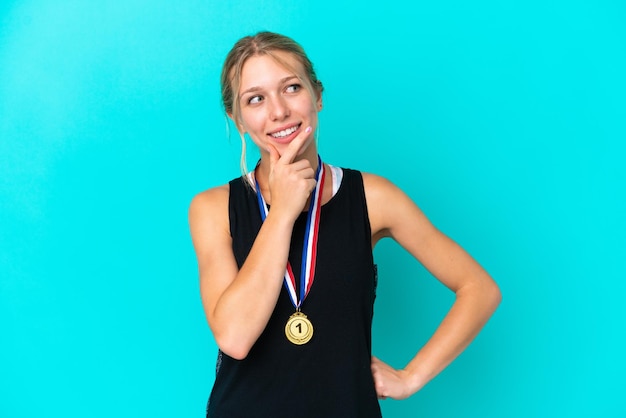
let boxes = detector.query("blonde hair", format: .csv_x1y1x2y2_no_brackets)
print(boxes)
220,32,324,179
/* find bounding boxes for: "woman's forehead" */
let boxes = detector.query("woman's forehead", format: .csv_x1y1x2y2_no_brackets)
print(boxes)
239,52,303,89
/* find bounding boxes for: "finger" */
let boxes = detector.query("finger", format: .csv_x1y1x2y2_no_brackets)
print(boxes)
290,160,315,176
280,125,312,164
267,142,280,168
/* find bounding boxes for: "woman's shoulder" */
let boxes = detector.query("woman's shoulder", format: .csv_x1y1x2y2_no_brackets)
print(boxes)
191,183,229,204
358,171,396,192
188,183,230,224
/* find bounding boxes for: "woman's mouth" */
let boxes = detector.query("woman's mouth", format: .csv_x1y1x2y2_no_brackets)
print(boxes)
268,123,302,142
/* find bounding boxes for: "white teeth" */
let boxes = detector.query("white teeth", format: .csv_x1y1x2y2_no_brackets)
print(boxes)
271,125,298,138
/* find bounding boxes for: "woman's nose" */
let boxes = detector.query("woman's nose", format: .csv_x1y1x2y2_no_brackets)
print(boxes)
269,96,290,120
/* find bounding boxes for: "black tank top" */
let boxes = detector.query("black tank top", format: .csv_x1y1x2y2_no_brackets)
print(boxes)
206,168,382,418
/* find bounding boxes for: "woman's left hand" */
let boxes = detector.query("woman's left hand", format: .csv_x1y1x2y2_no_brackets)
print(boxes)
370,356,419,400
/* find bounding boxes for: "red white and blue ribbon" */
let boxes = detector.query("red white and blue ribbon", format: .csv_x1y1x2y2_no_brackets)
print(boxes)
255,155,325,310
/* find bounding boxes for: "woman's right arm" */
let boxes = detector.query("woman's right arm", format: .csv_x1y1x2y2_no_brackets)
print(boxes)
188,187,292,359
188,133,316,360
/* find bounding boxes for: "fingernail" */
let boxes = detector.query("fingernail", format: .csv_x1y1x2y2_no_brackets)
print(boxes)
305,126,312,134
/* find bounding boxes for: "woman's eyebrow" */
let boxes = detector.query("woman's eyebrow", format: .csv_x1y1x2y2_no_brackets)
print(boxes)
240,76,299,97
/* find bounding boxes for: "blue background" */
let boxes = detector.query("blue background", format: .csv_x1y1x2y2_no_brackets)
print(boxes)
1,0,624,416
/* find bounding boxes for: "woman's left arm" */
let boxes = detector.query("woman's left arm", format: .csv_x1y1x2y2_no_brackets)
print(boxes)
363,173,502,400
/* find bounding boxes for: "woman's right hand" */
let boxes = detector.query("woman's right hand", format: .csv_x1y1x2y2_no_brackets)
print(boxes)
266,126,316,223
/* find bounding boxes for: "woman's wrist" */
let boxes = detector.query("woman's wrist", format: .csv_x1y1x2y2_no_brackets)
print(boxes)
264,207,299,229
403,364,430,395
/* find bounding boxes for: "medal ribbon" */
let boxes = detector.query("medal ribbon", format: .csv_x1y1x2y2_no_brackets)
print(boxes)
255,155,325,310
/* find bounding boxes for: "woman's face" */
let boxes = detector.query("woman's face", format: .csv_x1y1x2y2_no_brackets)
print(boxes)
236,51,321,158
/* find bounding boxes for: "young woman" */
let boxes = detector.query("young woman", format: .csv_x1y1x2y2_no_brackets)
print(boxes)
189,31,501,418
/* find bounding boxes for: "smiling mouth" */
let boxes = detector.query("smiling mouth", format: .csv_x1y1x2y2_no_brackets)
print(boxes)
269,123,301,139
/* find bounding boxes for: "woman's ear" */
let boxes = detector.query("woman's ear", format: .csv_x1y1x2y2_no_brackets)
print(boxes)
315,81,323,111
228,112,246,133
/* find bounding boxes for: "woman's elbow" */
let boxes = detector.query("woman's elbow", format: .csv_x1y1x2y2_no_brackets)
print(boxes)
214,332,253,360
486,280,502,312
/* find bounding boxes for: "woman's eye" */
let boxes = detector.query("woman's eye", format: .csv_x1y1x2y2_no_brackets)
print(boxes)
247,95,263,105
285,84,301,93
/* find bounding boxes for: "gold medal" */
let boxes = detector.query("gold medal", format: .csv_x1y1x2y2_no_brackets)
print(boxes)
285,311,313,345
